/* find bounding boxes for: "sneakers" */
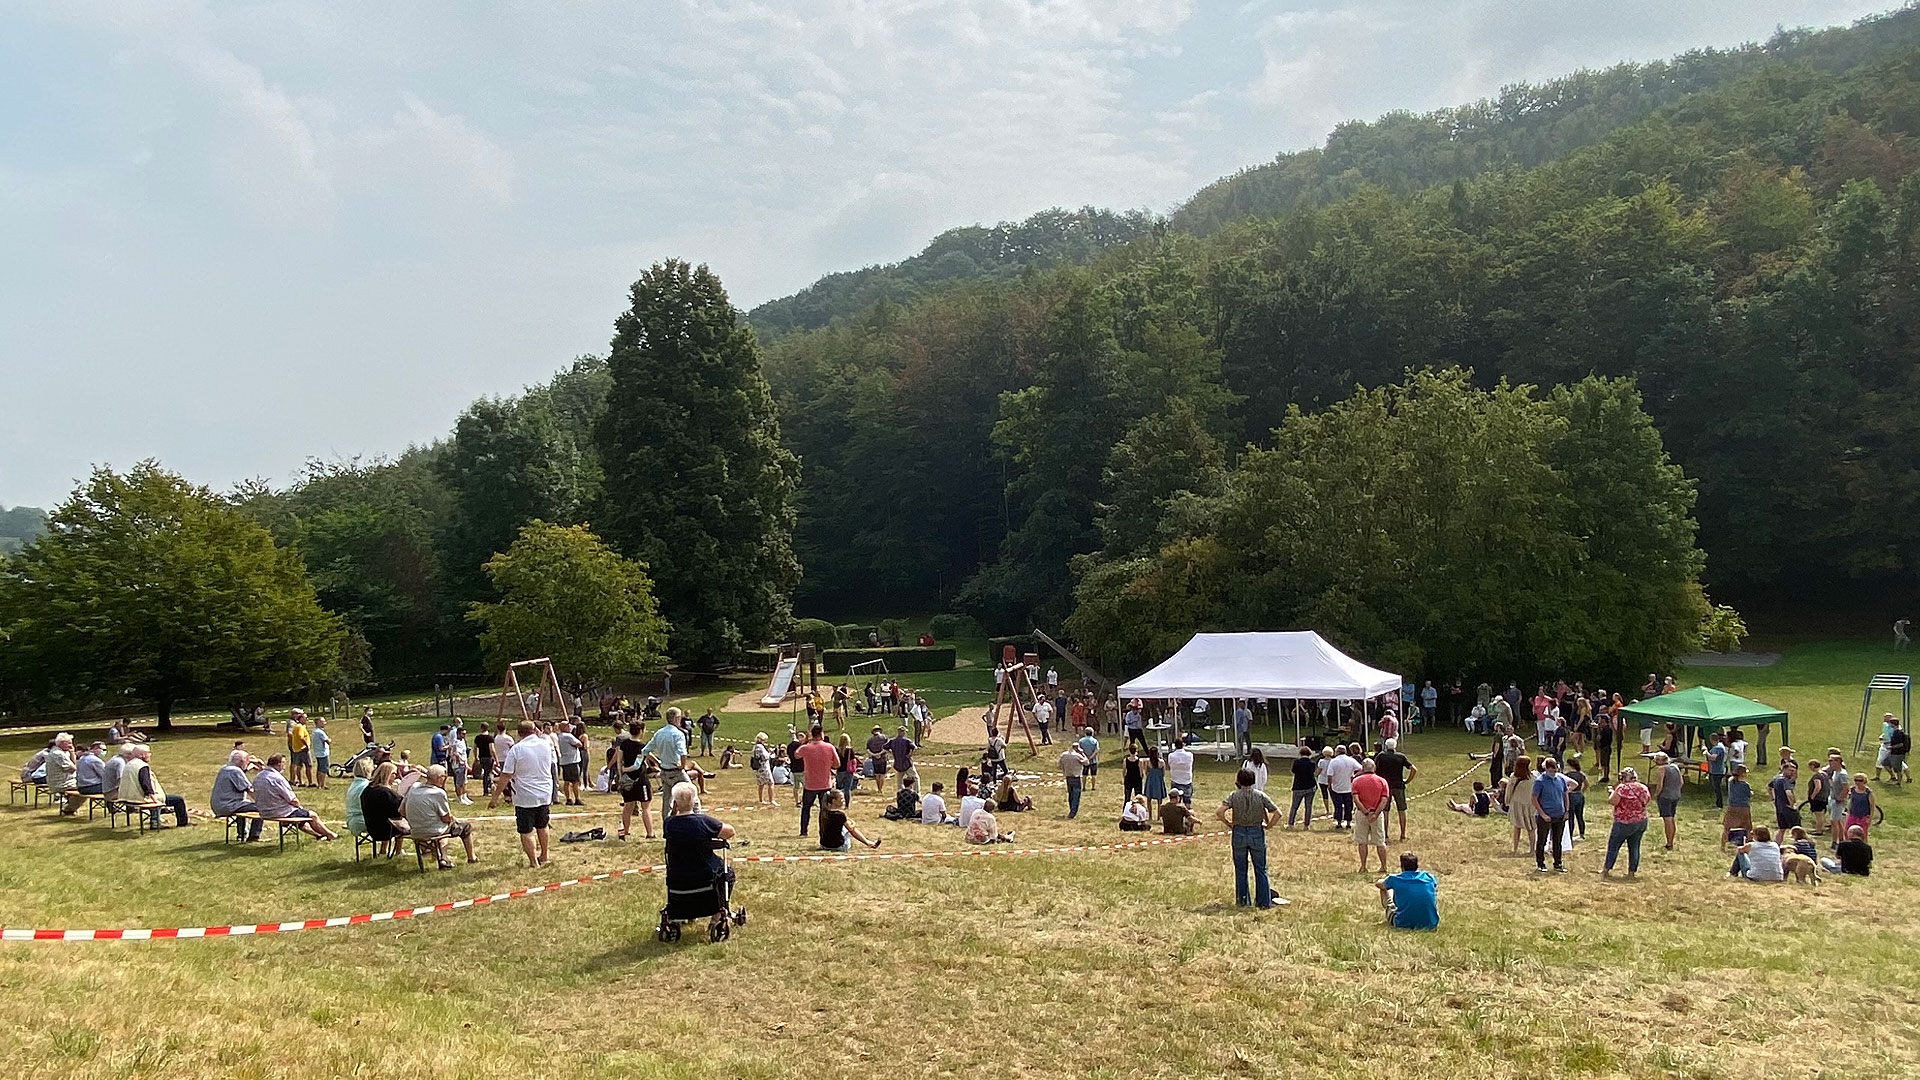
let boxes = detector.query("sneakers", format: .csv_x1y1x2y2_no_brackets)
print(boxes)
459,796,472,805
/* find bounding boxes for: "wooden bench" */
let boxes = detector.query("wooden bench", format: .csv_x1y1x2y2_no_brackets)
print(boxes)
106,800,169,832
352,831,396,863
7,778,43,805
222,812,307,850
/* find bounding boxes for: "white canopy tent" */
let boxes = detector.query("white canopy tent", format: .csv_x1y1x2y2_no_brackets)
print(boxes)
1118,631,1403,747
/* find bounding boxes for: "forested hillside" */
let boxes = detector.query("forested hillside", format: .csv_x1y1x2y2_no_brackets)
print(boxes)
19,5,1913,692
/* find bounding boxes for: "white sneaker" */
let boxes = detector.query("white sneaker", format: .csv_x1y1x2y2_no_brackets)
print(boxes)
459,796,472,805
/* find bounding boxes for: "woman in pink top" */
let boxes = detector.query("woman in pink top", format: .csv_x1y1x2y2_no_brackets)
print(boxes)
1603,766,1653,879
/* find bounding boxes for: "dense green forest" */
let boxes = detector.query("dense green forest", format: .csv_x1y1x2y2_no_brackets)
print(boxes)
13,6,1919,698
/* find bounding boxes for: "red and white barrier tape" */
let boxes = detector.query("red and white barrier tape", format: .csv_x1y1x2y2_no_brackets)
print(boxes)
0,832,1220,942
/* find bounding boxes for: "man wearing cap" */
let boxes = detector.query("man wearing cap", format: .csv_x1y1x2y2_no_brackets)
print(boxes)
865,725,891,795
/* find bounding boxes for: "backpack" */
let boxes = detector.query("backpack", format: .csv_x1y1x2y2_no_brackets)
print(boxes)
1891,728,1911,755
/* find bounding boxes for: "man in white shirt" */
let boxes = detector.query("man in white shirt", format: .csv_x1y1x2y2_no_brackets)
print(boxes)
1167,744,1196,801
1325,746,1362,830
556,724,584,806
499,720,555,868
957,792,986,831
1033,697,1054,746
920,781,956,825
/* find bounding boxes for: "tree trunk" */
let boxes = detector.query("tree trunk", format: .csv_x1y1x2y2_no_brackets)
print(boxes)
156,692,173,731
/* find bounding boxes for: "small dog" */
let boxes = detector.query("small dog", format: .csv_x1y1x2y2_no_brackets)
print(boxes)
1781,852,1821,885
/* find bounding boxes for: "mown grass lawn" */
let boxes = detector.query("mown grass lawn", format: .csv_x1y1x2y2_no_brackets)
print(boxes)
0,638,1915,1079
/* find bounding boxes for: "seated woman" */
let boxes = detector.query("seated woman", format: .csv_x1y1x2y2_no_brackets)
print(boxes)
359,762,406,857
344,757,375,839
1728,824,1785,881
718,744,740,770
992,776,1032,813
662,781,738,917
964,798,1012,844
955,767,976,799
1119,795,1151,831
818,790,881,852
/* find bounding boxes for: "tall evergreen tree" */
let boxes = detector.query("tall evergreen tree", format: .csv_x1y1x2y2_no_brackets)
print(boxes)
595,260,800,664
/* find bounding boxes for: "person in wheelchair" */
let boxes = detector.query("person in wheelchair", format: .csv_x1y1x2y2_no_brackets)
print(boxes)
660,781,745,941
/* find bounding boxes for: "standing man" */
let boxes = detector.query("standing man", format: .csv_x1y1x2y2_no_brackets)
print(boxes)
1373,738,1418,843
1351,759,1392,874
472,724,495,797
1033,695,1054,746
359,706,376,747
1077,727,1101,793
1167,741,1196,803
1216,767,1282,909
865,725,891,795
793,725,841,837
499,719,554,868
644,708,692,809
1123,699,1148,753
1419,681,1438,730
310,717,332,789
1896,617,1911,650
1325,743,1361,830
1233,700,1253,756
1058,741,1088,819
556,722,585,806
430,725,449,767
886,725,917,791
1532,757,1571,873
1653,751,1684,851
697,708,720,757
1770,760,1802,833
286,710,313,787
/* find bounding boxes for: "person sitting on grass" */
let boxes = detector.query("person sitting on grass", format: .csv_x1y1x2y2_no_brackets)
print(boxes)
921,781,956,825
885,774,920,821
404,765,476,869
1376,852,1440,930
1159,792,1195,835
211,749,264,841
819,790,881,853
965,798,1013,844
255,754,340,841
115,744,191,829
1446,781,1493,817
1119,794,1152,831
992,775,1032,813
1821,824,1873,877
1728,824,1785,882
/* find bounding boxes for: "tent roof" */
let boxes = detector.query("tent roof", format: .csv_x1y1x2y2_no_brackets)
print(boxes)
1618,686,1787,729
1117,631,1401,701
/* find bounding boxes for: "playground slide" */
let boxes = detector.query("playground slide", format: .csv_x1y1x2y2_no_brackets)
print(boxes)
761,656,800,708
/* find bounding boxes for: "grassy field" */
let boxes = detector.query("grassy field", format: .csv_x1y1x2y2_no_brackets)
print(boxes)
0,637,1915,1079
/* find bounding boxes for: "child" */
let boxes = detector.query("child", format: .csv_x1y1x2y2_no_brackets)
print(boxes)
1720,765,1752,850
1447,781,1492,817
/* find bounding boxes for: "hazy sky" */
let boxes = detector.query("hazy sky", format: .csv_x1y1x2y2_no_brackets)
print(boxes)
0,0,1894,509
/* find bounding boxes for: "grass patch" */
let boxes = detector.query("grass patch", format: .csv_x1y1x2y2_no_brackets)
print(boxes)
0,638,1914,1076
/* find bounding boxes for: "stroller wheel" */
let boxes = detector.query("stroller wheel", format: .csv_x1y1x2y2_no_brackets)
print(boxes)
709,918,728,943
656,911,671,943
732,907,748,927
669,923,682,942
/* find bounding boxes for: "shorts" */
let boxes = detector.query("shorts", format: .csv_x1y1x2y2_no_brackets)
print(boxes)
1721,805,1751,831
1845,814,1871,838
1084,762,1099,776
1388,786,1407,811
514,804,551,834
869,754,887,777
1355,810,1388,846
290,750,311,767
1657,796,1679,819
1171,782,1193,800
622,778,653,804
315,757,330,776
561,762,583,784
1888,753,1908,773
1776,806,1803,830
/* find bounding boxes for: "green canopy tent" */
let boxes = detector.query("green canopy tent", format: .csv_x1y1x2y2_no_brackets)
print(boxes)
1619,686,1788,748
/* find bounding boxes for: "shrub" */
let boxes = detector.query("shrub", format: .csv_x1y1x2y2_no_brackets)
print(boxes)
837,623,877,646
879,618,910,645
820,646,957,675
1697,604,1749,654
792,618,838,650
929,613,982,640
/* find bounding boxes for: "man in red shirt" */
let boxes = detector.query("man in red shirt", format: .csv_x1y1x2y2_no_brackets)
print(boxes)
794,725,842,837
1351,759,1393,873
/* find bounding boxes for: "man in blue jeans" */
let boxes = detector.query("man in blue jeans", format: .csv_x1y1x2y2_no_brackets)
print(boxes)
1216,767,1281,908
1057,743,1088,819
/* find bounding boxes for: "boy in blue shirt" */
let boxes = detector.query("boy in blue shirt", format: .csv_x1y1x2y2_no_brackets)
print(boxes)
1377,852,1439,929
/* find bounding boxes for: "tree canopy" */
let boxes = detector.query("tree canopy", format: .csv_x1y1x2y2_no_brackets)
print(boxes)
0,463,342,726
467,521,668,690
596,259,801,664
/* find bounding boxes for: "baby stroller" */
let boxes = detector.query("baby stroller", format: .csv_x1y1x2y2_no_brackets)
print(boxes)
331,740,392,779
657,841,747,944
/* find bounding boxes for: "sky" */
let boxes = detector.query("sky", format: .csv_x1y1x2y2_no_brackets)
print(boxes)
0,0,1897,510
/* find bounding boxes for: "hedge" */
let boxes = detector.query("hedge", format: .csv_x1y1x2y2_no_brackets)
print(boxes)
929,613,981,640
821,646,956,675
